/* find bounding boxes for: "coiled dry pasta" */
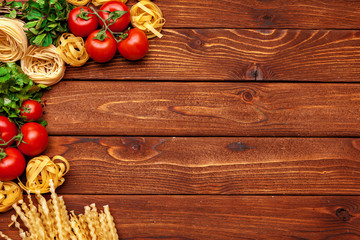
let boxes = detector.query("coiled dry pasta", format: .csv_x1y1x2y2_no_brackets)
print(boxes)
21,45,66,86
56,33,89,67
0,181,23,212
67,0,91,6
130,0,165,38
0,18,28,62
92,0,127,6
18,155,70,194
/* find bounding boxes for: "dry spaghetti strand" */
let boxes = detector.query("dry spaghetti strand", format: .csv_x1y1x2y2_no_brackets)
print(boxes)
18,155,70,194
92,0,127,6
0,18,28,62
0,181,23,213
56,33,89,67
21,45,66,86
130,0,165,39
67,0,91,6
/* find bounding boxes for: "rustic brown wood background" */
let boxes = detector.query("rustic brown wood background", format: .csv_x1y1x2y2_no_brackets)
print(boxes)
1,0,360,239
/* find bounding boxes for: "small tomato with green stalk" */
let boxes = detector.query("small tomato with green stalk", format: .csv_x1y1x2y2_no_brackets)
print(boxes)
98,1,130,32
118,28,149,60
0,116,18,149
17,122,48,157
0,147,26,181
20,100,43,122
85,29,117,63
68,7,99,37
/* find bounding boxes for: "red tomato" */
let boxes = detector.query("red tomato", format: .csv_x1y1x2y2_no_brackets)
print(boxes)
20,100,43,122
17,122,48,156
0,147,26,181
85,30,117,63
68,7,99,37
99,1,130,32
118,28,149,60
0,116,18,148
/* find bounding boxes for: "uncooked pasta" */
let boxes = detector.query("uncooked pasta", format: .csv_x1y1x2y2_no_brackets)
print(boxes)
67,0,91,6
130,0,165,38
21,45,66,86
0,181,23,213
56,33,89,67
0,18,28,62
92,0,127,6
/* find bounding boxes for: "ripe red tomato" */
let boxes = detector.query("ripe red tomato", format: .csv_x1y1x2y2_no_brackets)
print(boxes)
20,100,43,122
17,122,48,156
99,1,130,32
85,30,117,63
0,116,18,148
68,7,99,37
0,147,26,181
118,28,149,60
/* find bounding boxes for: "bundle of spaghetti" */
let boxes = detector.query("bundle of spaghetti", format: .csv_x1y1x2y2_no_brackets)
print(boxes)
0,180,120,240
0,181,23,213
0,18,28,62
56,33,89,67
18,155,70,194
130,0,165,38
67,0,91,6
21,45,66,86
92,0,127,6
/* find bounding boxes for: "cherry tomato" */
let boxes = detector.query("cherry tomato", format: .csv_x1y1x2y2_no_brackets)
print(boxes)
0,147,26,181
99,1,130,32
20,100,43,122
17,122,48,156
85,30,117,63
0,116,18,148
118,28,149,60
68,7,99,37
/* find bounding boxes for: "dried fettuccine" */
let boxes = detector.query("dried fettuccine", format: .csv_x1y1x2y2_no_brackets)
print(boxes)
57,33,89,67
0,181,23,213
92,0,127,6
67,0,91,6
18,155,70,194
0,18,28,62
21,45,66,86
130,0,165,38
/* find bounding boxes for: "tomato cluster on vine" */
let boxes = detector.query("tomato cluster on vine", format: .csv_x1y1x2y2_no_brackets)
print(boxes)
0,100,48,181
68,1,149,63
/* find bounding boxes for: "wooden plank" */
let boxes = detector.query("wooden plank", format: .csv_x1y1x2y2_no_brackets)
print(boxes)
63,29,360,82
1,195,360,239
43,82,360,137
41,136,360,195
125,0,360,29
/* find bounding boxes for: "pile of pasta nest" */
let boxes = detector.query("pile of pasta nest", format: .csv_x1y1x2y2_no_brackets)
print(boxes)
0,0,165,86
0,156,119,240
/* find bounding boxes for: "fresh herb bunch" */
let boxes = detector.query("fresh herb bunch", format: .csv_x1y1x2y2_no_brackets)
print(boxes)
0,62,48,124
0,0,74,47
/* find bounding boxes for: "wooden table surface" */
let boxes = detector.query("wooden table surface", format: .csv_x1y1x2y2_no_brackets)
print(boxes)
2,0,360,239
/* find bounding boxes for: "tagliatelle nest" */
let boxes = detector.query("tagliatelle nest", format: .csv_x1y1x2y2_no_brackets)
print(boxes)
0,181,23,213
21,45,66,86
0,180,119,240
18,155,70,194
92,0,127,6
56,33,89,67
0,18,28,62
130,0,165,39
66,0,91,6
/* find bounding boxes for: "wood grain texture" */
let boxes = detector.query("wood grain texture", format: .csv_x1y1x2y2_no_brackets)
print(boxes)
64,29,360,82
41,136,360,195
43,82,360,137
125,0,360,29
1,195,360,239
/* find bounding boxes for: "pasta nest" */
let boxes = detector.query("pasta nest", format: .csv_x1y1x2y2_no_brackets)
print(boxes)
92,0,127,6
56,33,89,67
0,18,28,62
130,0,165,39
67,0,91,6
18,155,70,194
0,181,23,213
21,45,66,86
